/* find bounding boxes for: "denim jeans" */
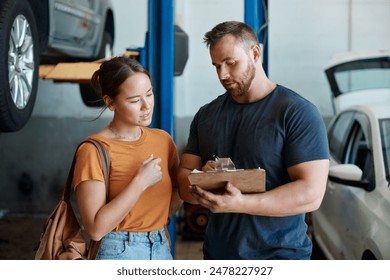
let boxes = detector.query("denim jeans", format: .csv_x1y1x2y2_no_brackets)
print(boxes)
96,228,172,260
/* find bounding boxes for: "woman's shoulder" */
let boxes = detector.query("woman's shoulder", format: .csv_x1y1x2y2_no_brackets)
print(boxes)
144,127,171,138
144,128,176,148
76,134,111,154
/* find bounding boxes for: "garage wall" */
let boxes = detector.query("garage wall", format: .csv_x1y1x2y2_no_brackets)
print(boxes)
174,0,244,149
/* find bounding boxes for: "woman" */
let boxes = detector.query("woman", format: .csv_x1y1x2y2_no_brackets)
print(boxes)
73,56,182,260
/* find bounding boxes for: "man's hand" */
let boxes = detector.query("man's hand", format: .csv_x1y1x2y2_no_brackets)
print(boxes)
201,160,216,172
189,182,243,213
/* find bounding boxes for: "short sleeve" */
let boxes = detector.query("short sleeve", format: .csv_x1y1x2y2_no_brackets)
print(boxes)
284,102,329,167
183,111,200,156
73,142,105,190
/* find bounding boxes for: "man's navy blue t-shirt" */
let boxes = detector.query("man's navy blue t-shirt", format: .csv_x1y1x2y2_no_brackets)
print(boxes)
184,85,329,259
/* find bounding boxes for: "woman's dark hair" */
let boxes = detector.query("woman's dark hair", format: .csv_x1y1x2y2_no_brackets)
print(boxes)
91,56,150,101
203,21,259,52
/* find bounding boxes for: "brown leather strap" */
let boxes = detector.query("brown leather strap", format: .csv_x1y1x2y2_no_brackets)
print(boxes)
83,138,111,260
62,138,110,201
85,138,110,195
61,138,111,260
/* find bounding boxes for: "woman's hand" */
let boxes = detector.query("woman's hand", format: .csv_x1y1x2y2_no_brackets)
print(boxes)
135,154,162,189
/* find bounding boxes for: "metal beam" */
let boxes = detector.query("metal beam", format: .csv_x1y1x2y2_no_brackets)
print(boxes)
147,0,175,138
244,0,269,74
146,0,176,257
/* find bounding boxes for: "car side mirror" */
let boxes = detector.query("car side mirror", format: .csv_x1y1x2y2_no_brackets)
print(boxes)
328,164,374,192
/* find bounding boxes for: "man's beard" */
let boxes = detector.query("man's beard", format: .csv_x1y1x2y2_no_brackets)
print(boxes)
225,62,256,97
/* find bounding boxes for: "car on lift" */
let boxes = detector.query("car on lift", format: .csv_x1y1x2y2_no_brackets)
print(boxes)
311,50,390,259
0,0,115,132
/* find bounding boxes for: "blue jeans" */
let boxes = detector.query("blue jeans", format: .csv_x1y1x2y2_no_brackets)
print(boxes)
96,228,172,260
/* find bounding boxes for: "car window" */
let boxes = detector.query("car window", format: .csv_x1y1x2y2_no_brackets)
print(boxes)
344,115,375,187
334,60,390,94
379,119,390,182
326,55,390,97
328,111,355,162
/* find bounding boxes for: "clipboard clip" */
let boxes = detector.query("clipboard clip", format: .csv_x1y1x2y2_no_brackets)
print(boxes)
213,156,236,171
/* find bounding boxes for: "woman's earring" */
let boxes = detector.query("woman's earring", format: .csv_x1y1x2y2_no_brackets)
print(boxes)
104,97,115,111
108,102,115,111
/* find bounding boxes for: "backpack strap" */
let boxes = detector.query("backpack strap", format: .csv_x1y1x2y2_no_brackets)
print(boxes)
61,138,110,260
62,138,110,202
85,138,110,191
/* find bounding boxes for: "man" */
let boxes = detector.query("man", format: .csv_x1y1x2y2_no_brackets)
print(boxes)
177,21,329,260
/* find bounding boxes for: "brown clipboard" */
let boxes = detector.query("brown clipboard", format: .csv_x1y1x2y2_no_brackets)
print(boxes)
188,168,266,193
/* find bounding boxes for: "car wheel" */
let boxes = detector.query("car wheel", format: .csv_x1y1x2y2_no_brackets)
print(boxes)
79,31,113,107
184,204,209,235
362,250,377,260
0,0,39,132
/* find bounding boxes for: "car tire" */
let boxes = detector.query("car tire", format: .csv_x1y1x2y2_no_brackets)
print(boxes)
184,204,209,235
0,0,39,132
79,31,113,107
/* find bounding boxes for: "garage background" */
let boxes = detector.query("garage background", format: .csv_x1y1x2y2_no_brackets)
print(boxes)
0,0,389,257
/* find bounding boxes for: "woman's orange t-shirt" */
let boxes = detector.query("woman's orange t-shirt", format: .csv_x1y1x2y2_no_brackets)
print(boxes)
73,127,178,232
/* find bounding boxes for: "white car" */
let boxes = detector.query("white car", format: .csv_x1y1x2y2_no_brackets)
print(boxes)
311,50,390,259
0,0,114,132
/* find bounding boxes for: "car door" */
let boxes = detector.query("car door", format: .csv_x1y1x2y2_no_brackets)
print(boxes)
335,112,375,258
49,0,101,55
316,111,356,258
321,110,375,258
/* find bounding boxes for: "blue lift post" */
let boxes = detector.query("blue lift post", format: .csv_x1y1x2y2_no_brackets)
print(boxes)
147,0,175,136
145,0,177,257
244,0,269,74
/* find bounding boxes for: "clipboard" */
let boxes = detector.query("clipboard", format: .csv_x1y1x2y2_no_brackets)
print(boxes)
188,168,266,193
